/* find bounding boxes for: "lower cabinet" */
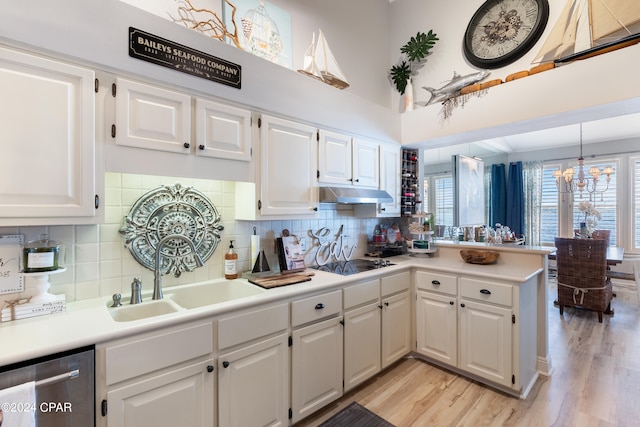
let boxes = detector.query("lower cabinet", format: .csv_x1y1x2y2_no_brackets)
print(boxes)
96,321,215,427
343,300,381,391
381,290,411,368
415,269,538,395
218,334,289,427
291,316,343,424
105,359,215,427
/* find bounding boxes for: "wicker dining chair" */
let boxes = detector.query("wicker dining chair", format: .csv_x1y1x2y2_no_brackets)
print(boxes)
591,229,611,245
554,237,613,322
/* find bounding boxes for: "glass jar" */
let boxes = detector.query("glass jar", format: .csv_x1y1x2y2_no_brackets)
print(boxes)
23,234,64,273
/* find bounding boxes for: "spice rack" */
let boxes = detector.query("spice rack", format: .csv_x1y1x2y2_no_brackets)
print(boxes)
401,148,420,216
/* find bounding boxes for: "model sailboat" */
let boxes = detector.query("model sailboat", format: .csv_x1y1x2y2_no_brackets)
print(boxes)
298,30,349,89
533,0,640,64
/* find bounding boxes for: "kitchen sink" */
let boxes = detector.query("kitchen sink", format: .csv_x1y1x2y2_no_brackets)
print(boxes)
108,299,182,322
165,279,266,309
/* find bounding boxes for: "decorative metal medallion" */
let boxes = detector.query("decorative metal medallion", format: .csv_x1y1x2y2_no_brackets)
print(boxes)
119,183,224,276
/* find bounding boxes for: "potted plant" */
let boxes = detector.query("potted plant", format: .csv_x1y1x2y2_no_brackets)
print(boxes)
389,30,439,108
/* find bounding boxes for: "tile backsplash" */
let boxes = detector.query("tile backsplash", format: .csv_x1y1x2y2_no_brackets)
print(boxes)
0,173,390,305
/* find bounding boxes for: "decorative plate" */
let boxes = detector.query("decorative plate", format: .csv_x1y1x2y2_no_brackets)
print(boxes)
119,183,224,276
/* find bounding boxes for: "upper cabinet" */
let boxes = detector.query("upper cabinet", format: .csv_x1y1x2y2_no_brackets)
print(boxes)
0,45,97,224
378,143,401,216
114,78,191,154
318,131,379,188
253,115,319,218
194,99,251,162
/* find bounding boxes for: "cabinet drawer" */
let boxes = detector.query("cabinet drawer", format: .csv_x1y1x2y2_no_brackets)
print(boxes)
343,279,379,310
381,270,410,296
218,302,289,349
416,270,457,295
460,278,512,307
292,290,342,327
105,321,213,386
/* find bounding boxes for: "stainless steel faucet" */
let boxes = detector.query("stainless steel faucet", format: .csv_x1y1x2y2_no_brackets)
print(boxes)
153,234,205,300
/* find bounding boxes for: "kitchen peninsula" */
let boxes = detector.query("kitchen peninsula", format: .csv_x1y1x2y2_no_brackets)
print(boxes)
0,242,552,426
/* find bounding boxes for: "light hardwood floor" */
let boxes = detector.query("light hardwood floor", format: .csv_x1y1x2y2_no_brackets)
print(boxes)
297,279,640,427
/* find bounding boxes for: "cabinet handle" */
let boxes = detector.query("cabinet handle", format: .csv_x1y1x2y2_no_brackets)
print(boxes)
381,208,386,211
207,365,214,373
339,320,344,325
431,280,440,285
183,142,190,149
378,304,383,309
449,301,454,305
354,178,360,182
198,144,205,150
480,289,492,295
460,303,466,308
312,207,318,211
384,301,389,306
315,303,325,310
222,361,230,368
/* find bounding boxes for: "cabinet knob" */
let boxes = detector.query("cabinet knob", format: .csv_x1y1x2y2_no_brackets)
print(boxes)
449,301,454,305
380,208,386,211
315,303,325,310
384,301,389,307
313,207,318,211
207,365,214,373
222,361,230,368
183,142,190,149
378,304,383,310
354,178,360,182
198,144,205,150
460,303,466,308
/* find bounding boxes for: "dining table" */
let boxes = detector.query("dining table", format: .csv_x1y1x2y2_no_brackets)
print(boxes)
548,245,624,265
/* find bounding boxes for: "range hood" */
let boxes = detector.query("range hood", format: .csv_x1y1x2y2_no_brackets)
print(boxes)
319,186,393,204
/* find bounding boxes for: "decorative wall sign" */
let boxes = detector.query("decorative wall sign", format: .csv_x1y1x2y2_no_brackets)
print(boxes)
119,183,224,276
129,27,241,88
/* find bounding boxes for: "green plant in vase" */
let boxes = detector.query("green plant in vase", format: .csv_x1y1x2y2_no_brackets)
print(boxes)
389,30,438,110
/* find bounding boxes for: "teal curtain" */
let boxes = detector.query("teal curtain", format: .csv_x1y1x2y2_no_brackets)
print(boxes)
506,161,524,235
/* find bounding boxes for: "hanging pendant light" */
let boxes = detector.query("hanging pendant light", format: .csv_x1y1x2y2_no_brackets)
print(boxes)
552,123,614,200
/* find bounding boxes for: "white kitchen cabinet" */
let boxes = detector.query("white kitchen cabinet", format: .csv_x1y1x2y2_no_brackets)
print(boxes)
105,359,215,427
194,98,251,161
96,321,215,427
291,317,343,423
318,131,379,188
377,143,401,216
415,270,538,395
343,271,411,391
114,78,191,154
255,114,318,217
218,334,289,427
0,45,96,222
217,302,289,427
343,300,381,391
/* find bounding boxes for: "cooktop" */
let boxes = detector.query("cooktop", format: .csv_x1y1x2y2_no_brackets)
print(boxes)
311,259,394,276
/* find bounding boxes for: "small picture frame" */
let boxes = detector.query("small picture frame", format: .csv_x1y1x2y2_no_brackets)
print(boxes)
276,236,305,272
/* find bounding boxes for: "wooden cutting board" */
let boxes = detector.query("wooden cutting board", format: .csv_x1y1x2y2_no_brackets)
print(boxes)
249,272,314,289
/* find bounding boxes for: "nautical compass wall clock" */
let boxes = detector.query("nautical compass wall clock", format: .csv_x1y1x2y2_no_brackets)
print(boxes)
463,0,549,69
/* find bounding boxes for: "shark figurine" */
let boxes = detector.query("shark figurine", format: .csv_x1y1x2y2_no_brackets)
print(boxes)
421,70,490,105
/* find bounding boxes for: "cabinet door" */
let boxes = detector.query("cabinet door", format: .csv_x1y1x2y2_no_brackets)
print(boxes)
416,290,457,366
115,78,191,154
106,359,215,427
343,302,381,391
378,144,401,216
318,130,352,185
381,291,411,368
0,46,95,219
194,98,251,161
259,115,318,216
459,299,512,387
218,334,289,427
291,317,343,424
352,138,379,188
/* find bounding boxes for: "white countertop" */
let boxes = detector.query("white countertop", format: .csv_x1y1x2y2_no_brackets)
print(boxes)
0,244,551,367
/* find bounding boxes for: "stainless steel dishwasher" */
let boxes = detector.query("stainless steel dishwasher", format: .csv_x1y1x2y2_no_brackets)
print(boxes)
0,345,94,426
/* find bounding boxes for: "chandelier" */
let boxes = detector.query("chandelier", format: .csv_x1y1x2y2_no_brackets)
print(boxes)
552,123,614,200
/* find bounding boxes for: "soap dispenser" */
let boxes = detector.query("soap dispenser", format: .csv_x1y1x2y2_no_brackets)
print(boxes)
225,240,238,280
